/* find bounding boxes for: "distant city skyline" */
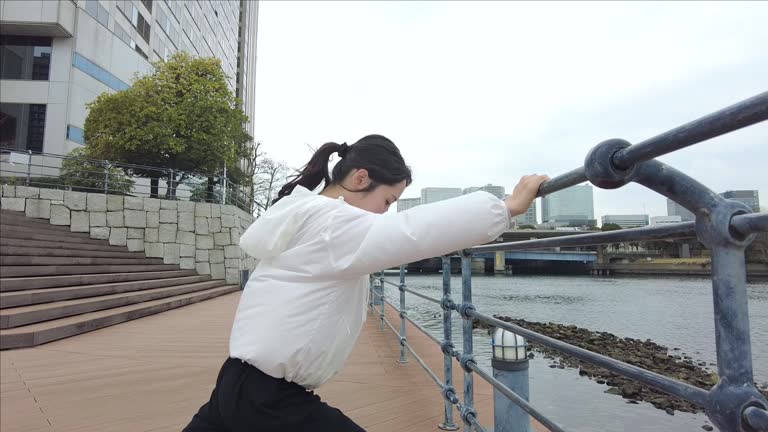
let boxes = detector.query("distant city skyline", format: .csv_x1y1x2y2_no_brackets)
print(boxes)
254,2,767,223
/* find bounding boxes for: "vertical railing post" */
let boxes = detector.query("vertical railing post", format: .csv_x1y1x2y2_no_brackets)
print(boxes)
379,272,385,332
25,150,32,186
439,256,459,431
460,251,476,431
398,265,408,363
103,160,110,194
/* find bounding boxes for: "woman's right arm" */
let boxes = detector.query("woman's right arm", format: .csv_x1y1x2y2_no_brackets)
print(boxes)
326,175,547,277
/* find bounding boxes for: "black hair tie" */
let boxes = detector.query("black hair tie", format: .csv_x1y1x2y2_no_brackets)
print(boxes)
337,142,349,158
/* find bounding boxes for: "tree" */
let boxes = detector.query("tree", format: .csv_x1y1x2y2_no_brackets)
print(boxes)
59,147,134,194
253,157,290,215
601,223,622,231
517,224,536,230
84,52,252,198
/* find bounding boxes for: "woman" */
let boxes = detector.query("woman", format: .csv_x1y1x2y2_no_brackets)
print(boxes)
184,134,547,431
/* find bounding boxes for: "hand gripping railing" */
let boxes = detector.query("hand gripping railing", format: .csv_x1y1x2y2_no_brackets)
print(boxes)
370,91,768,432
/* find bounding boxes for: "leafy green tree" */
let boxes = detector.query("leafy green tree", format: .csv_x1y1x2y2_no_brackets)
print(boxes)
517,224,536,230
84,52,252,198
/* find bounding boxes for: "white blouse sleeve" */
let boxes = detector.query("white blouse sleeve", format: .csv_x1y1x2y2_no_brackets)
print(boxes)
326,191,510,277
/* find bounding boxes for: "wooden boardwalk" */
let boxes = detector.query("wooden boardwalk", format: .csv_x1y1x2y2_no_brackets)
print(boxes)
1,292,544,432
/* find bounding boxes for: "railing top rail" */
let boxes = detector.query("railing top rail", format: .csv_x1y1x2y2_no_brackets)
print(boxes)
535,91,768,197
0,147,240,185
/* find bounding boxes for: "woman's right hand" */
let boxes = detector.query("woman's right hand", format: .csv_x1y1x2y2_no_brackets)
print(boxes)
504,174,549,217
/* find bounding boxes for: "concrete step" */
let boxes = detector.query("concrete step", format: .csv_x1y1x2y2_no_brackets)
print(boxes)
0,280,227,328
2,264,180,278
1,210,58,225
0,216,73,232
0,246,145,259
1,237,137,253
1,256,164,266
0,224,93,239
0,285,240,349
0,275,212,308
0,230,113,245
0,270,198,291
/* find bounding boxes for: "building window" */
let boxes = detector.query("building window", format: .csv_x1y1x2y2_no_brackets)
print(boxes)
72,52,130,91
66,125,85,144
137,14,151,43
141,0,152,13
0,35,52,80
84,0,109,28
0,103,46,152
117,0,151,43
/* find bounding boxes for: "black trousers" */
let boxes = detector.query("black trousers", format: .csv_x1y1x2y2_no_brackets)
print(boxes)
183,358,365,432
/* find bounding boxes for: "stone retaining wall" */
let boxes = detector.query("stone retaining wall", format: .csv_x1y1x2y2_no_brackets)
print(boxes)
1,185,257,285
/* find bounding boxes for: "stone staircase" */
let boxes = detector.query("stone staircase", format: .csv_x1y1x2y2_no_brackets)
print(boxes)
0,209,240,349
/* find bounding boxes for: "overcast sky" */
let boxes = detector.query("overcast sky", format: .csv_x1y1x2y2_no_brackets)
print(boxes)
252,1,767,221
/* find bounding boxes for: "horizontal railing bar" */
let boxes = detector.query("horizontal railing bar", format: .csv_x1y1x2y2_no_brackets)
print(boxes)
613,91,768,170
743,406,768,430
465,410,488,432
469,221,696,253
402,340,445,389
536,167,588,198
378,278,401,288
467,310,710,407
405,315,442,345
731,212,768,237
1,147,224,177
468,362,567,432
383,316,400,338
402,287,442,305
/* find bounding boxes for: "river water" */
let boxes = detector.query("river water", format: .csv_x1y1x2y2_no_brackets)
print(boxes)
380,274,768,432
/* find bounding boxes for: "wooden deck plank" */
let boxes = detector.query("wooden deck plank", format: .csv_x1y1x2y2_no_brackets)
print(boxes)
1,292,545,431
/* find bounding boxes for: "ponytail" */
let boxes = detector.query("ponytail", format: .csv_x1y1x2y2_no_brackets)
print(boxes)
275,142,347,203
274,134,412,205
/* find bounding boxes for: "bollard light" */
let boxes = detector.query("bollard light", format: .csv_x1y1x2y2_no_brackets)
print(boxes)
492,328,527,362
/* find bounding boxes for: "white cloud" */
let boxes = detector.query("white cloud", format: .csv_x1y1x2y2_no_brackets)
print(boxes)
253,1,768,220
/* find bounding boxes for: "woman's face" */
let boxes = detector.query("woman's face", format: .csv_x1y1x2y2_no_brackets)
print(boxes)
341,169,407,214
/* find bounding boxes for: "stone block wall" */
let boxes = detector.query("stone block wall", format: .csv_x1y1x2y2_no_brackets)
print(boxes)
1,186,257,285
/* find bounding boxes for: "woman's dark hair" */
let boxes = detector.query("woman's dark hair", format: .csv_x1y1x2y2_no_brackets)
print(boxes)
274,134,412,204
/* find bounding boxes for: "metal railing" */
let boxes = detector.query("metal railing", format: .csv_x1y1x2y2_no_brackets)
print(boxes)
0,148,256,213
370,91,768,432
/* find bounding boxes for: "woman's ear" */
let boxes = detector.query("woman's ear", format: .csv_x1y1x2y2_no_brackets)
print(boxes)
351,169,371,188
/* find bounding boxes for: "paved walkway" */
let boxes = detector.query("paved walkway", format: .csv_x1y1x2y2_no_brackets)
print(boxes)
1,292,544,432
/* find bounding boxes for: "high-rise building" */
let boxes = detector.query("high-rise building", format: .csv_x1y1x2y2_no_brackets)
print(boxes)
650,215,683,226
667,198,695,222
514,201,537,226
0,0,258,156
720,190,760,212
421,187,462,205
541,185,595,227
396,197,421,213
601,214,649,229
463,184,505,200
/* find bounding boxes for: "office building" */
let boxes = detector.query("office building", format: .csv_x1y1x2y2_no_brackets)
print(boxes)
463,184,506,200
514,201,537,226
1,0,258,157
541,184,595,227
601,214,649,229
421,187,462,205
397,197,421,213
720,190,760,212
650,215,683,226
667,198,695,222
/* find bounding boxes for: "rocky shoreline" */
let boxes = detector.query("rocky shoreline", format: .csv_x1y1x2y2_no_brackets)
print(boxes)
474,316,768,417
